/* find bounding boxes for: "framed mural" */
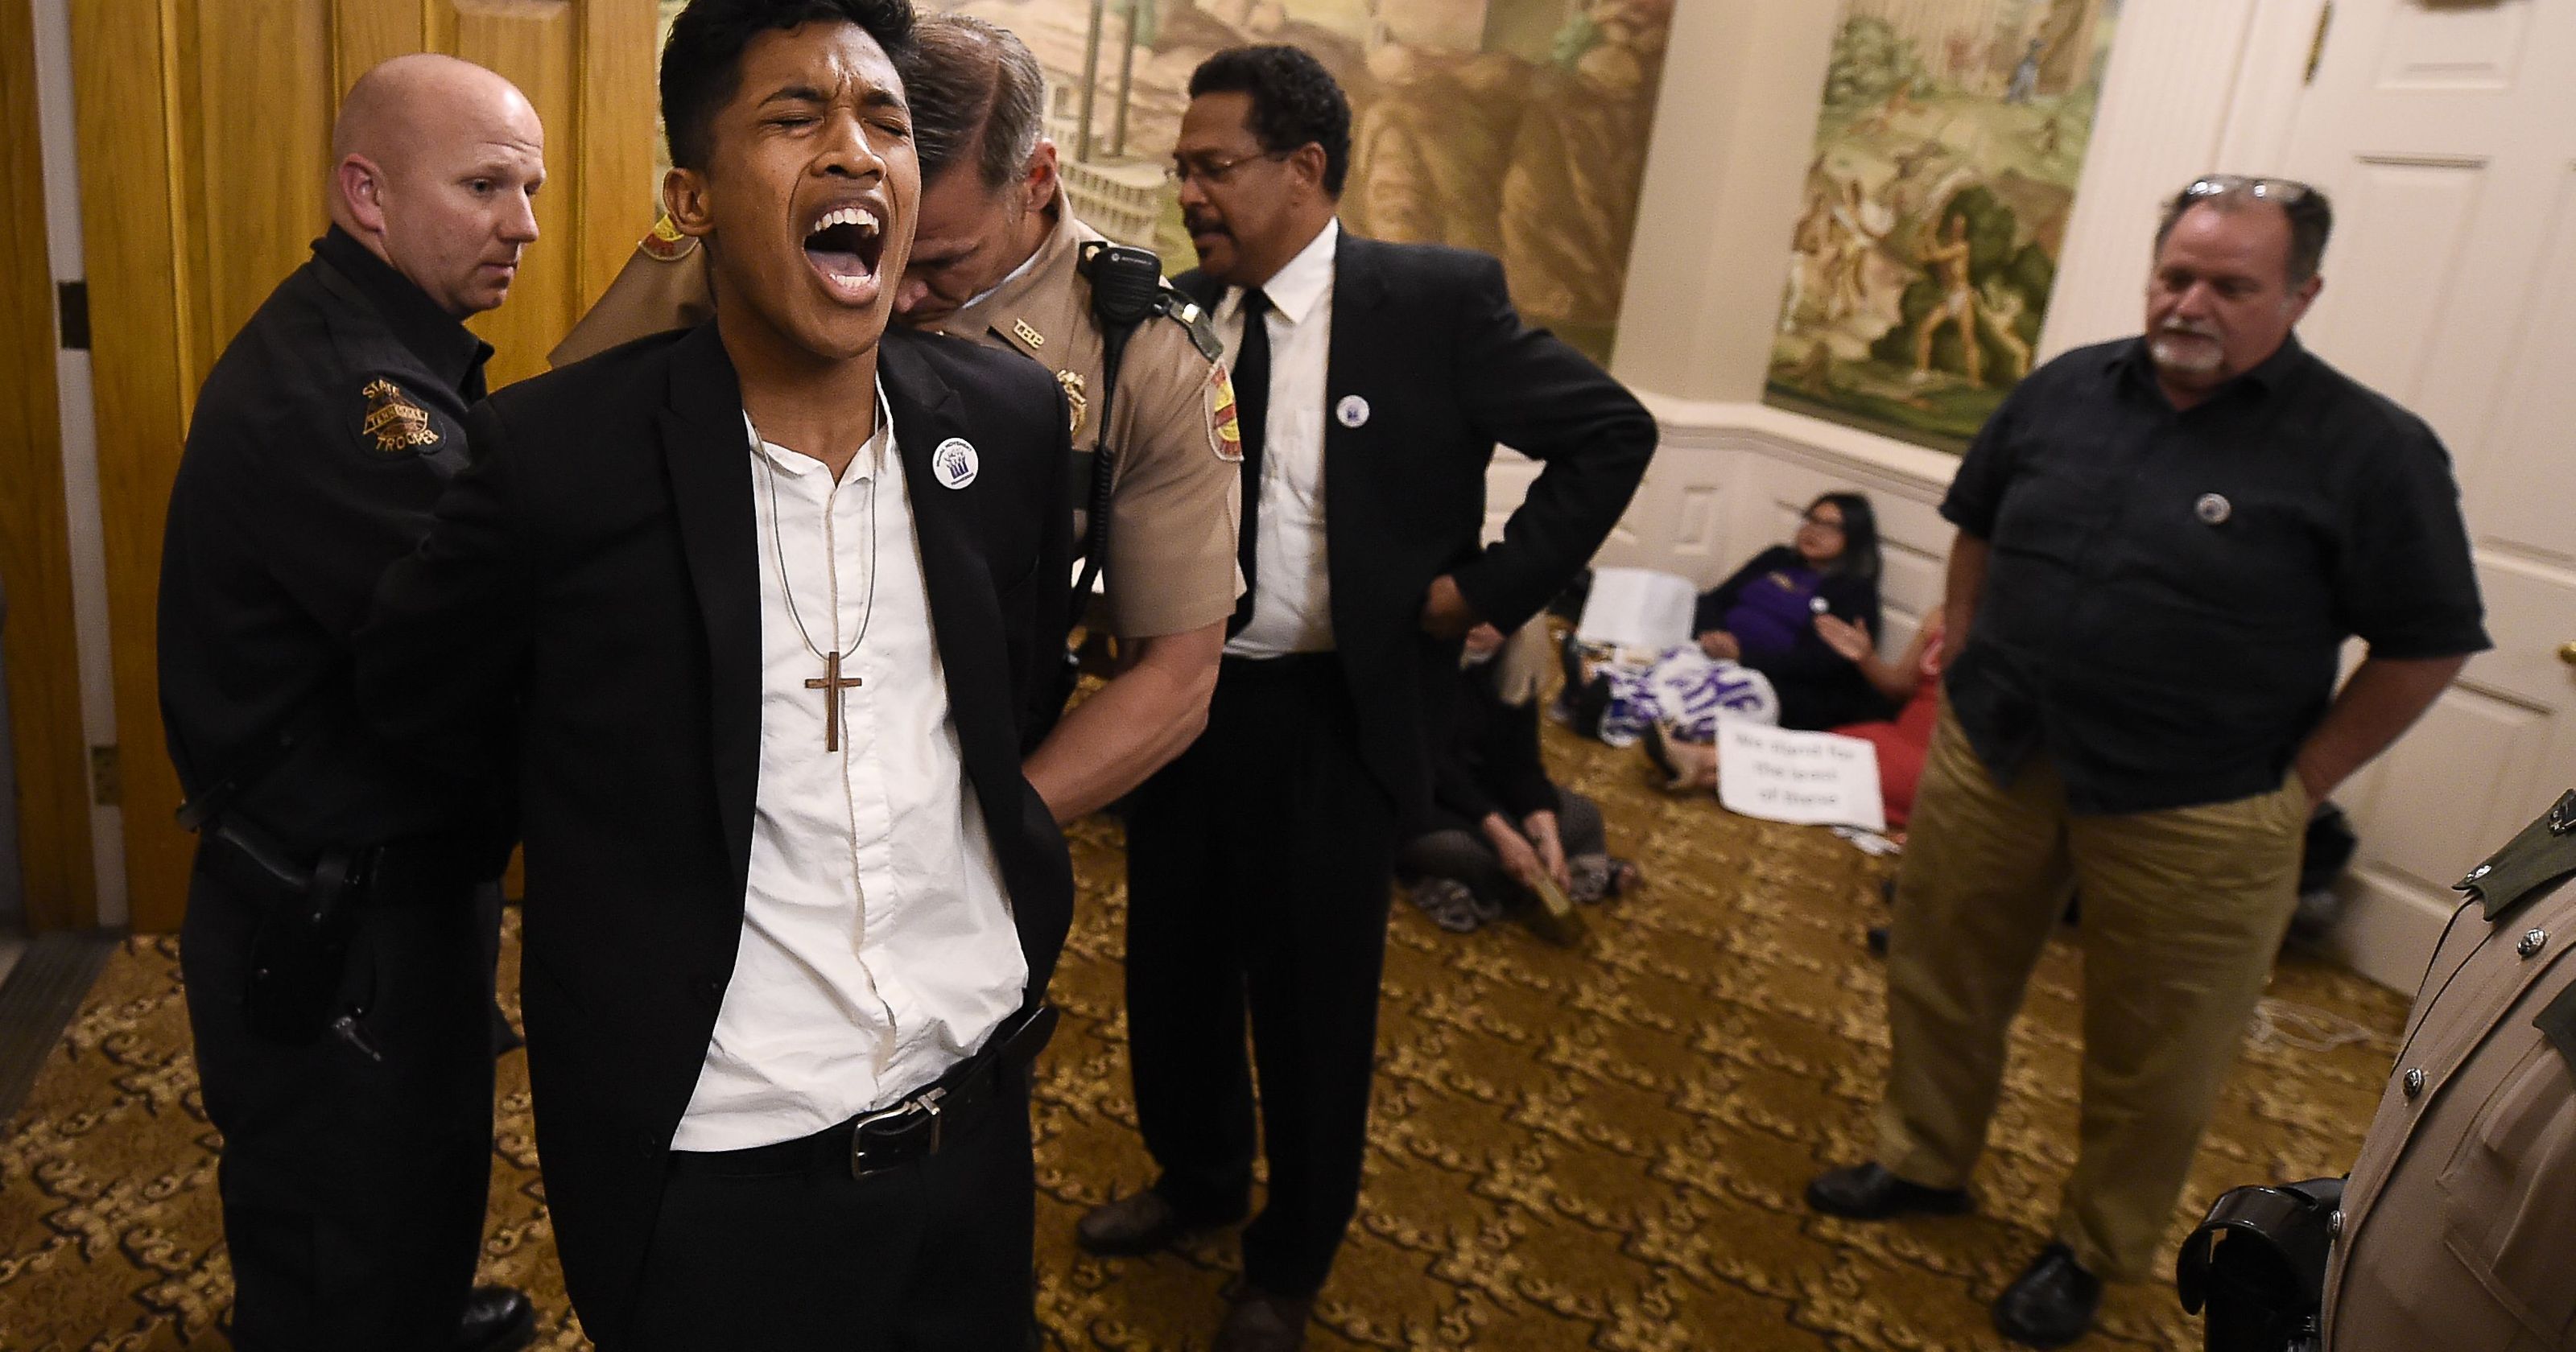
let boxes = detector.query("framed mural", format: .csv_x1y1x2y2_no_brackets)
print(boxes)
661,0,1677,363
1763,0,2121,451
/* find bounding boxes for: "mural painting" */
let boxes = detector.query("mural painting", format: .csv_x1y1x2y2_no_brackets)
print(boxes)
661,0,1678,362
1764,0,2121,451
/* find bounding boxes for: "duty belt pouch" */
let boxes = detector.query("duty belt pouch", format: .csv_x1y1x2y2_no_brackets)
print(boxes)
206,820,374,1047
2177,1176,2344,1352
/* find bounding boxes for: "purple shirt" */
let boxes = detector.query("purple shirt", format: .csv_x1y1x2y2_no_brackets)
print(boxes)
1724,565,1822,658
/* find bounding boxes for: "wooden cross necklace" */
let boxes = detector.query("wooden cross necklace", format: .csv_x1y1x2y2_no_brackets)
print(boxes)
755,414,882,752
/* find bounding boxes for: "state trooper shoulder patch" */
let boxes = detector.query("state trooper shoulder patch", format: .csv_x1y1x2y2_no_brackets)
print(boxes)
360,378,440,456
1207,363,1242,463
639,212,697,262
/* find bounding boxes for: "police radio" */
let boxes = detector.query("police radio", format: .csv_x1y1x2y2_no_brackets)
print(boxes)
1067,241,1170,637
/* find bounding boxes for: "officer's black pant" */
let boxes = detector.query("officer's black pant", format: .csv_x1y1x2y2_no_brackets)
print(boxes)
180,861,501,1352
1124,654,1399,1299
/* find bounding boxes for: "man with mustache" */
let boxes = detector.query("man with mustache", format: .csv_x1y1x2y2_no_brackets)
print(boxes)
1083,45,1654,1350
157,52,542,1352
1806,176,2488,1348
358,2,1074,1346
556,13,1241,822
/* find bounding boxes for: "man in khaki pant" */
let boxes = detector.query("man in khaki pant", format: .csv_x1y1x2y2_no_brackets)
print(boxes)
1806,175,2489,1348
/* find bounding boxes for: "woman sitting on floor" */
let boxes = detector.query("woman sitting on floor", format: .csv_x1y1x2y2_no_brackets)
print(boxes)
1404,620,1640,934
1652,606,1946,830
1689,491,1895,732
1560,493,1893,745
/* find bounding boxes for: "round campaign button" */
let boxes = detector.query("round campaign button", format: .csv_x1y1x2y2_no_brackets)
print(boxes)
932,438,979,490
2194,493,2231,525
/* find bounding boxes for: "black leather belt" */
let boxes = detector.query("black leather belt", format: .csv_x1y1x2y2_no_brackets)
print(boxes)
673,1004,1059,1181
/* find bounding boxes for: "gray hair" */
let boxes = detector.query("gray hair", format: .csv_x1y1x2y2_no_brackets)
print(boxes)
904,13,1046,192
2154,175,2334,286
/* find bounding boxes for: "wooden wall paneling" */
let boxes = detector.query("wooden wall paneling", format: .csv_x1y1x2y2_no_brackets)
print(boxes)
0,0,100,931
454,0,583,384
69,0,198,930
332,0,431,97
577,0,661,309
192,1,335,361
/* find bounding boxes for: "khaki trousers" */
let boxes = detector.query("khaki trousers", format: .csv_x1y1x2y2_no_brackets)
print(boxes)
1874,703,2308,1280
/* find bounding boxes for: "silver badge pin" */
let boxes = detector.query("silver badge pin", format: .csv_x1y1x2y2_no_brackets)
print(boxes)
1336,394,1370,428
1810,596,1831,614
2195,493,2231,525
932,437,979,490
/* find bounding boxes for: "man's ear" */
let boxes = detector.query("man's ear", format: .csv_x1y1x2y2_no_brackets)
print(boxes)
1288,142,1329,196
664,167,716,238
2287,273,2323,324
1022,139,1059,216
336,155,390,237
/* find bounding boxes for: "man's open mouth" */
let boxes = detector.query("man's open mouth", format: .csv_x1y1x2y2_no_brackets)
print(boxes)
804,204,885,300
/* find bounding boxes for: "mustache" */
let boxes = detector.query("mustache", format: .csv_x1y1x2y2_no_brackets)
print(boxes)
1183,212,1230,236
2156,319,2220,340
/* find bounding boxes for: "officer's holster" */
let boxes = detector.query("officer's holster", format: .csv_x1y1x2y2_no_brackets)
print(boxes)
2177,1176,2345,1352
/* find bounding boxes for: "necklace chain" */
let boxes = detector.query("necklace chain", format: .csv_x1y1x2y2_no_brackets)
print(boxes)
752,412,882,665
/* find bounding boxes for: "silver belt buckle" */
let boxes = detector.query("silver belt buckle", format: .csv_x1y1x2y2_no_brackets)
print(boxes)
848,1085,945,1180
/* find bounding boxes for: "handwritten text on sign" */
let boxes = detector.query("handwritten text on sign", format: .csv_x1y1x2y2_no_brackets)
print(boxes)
1715,723,1886,833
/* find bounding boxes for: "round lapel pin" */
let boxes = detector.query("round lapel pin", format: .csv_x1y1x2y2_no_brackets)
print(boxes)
1336,394,1370,429
2194,493,2231,525
933,437,979,490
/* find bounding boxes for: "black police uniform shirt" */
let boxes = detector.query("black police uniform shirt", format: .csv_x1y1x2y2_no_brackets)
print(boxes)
1939,335,2489,816
159,225,498,852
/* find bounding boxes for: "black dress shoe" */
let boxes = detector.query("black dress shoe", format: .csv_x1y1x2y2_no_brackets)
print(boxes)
1212,1282,1311,1352
1074,1189,1241,1256
1804,1162,1971,1219
1992,1243,2102,1348
454,1285,535,1352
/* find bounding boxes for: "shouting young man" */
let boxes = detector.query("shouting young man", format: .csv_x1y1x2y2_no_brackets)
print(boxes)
360,2,1075,1347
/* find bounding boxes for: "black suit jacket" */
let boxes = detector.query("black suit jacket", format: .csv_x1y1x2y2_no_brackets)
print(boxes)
357,322,1074,1346
1176,231,1654,821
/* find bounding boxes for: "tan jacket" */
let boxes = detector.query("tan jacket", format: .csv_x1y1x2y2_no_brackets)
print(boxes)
549,209,1242,639
2323,793,2576,1352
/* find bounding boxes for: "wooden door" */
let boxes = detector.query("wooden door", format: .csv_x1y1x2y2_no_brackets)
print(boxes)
70,0,660,931
2273,0,2576,982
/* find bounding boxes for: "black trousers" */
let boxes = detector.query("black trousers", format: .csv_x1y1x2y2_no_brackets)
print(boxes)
1124,654,1401,1298
1399,789,1608,907
180,863,501,1352
617,1076,1036,1351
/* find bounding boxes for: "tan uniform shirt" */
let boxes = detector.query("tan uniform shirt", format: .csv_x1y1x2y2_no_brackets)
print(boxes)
549,211,1243,639
2322,806,2576,1352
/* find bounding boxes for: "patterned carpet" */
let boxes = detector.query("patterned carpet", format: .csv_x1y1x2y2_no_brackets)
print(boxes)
0,722,2409,1351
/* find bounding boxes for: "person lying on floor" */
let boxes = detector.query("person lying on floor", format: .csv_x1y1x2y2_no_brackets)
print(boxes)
1560,493,1895,744
1650,606,1946,831
1402,620,1640,933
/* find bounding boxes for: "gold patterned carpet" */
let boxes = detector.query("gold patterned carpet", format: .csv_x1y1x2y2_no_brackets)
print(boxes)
0,723,2409,1352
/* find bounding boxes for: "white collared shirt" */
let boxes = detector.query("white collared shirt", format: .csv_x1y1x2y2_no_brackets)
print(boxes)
1218,219,1339,658
671,390,1027,1152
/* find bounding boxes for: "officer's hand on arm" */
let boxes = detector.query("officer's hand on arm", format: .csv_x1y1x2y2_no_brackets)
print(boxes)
1419,574,1481,641
1698,630,1741,662
1022,618,1225,823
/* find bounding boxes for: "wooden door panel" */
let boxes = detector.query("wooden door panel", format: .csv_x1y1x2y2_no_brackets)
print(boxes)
70,0,660,930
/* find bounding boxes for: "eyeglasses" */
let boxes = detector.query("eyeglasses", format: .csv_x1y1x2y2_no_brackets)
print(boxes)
2183,175,2315,204
1164,149,1291,188
1801,513,1846,533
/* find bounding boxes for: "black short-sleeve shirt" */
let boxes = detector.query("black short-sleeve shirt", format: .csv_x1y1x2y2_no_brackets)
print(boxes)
158,227,501,851
1939,335,2487,814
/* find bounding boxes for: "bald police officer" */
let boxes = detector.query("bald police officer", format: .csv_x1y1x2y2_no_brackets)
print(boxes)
555,12,1240,818
158,55,539,1352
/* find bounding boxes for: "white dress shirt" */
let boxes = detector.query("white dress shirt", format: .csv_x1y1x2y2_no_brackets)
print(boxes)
1219,219,1339,658
671,392,1027,1152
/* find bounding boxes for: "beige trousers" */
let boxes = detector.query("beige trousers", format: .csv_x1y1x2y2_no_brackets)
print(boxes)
1873,703,2308,1279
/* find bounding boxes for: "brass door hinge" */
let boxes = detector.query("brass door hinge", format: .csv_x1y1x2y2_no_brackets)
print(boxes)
89,744,120,806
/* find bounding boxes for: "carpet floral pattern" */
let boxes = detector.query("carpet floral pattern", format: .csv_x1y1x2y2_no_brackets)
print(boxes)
0,723,2409,1350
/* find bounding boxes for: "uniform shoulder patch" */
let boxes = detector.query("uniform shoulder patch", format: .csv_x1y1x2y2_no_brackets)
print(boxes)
639,212,698,262
1206,363,1242,463
1155,282,1227,365
359,377,441,456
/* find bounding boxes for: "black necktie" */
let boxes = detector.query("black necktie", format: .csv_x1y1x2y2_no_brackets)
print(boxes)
1226,288,1271,637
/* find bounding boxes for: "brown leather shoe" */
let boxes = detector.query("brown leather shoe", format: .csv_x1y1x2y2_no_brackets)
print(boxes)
1212,1284,1311,1352
1074,1189,1238,1256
